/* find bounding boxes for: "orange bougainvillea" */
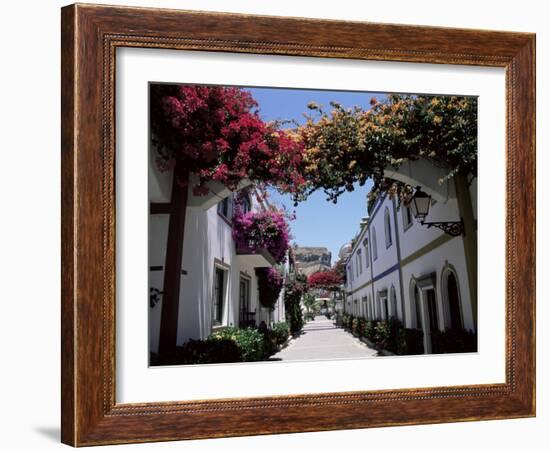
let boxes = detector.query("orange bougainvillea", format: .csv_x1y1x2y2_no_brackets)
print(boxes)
298,94,477,203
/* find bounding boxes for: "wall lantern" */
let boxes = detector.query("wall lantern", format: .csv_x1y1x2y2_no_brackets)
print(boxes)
410,186,465,237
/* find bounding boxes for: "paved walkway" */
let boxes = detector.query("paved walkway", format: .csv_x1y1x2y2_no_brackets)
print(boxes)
270,315,379,361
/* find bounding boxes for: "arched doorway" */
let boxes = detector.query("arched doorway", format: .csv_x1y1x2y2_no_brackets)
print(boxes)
446,270,463,331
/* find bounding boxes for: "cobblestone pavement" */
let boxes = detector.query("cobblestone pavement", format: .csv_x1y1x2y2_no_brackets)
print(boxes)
270,315,379,361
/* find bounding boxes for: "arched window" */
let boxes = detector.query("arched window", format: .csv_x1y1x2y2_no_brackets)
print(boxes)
371,228,378,260
410,279,422,329
442,267,463,331
363,238,370,268
384,207,392,248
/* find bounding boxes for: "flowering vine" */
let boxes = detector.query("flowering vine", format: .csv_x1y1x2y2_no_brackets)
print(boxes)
150,84,306,197
256,267,284,310
298,94,477,203
308,270,344,291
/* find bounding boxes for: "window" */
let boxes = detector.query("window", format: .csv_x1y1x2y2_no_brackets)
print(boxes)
444,270,463,331
240,193,251,213
212,267,226,325
384,208,392,248
363,239,370,268
390,285,397,319
381,297,388,320
426,289,438,332
357,249,363,275
371,228,378,260
413,285,422,329
239,276,251,327
217,194,233,219
402,205,413,230
362,297,368,318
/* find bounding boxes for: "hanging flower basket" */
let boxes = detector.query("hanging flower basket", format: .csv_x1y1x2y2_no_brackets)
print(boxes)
256,267,284,310
232,210,290,265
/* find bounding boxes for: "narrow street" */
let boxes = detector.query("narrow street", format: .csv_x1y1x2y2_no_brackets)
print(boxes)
271,315,379,361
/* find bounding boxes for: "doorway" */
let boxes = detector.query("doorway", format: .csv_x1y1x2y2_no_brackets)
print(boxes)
239,276,252,327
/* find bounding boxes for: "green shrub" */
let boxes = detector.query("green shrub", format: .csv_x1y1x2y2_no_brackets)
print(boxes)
396,328,424,355
357,317,367,336
374,320,391,344
431,328,477,354
284,274,307,335
363,320,375,340
343,313,354,330
178,338,242,364
271,321,290,345
351,317,359,334
209,327,265,362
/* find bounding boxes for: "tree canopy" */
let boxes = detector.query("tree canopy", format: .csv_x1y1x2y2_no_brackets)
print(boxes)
151,85,477,204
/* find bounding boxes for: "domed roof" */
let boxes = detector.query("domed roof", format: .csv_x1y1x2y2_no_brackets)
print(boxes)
338,243,353,259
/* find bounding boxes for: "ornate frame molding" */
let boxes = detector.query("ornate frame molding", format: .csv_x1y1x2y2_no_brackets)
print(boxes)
61,4,535,446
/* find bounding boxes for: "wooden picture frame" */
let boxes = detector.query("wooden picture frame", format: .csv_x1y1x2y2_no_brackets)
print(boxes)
61,3,535,446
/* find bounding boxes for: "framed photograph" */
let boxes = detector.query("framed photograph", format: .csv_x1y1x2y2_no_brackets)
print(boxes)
61,3,535,446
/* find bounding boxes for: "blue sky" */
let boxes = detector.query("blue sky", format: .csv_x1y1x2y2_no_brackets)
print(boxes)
247,87,379,263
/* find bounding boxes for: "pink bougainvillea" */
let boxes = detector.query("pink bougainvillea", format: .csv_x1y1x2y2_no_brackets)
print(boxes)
150,84,307,198
232,209,290,264
308,270,343,291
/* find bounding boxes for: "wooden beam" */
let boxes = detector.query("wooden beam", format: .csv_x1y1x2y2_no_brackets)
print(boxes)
150,202,171,215
158,163,189,358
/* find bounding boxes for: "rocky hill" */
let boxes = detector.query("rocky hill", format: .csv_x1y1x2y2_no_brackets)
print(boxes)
294,246,332,276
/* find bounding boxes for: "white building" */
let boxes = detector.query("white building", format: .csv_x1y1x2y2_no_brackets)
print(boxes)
148,159,286,355
343,161,477,354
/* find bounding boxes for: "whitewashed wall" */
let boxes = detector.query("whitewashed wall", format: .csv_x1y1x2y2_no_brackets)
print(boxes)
149,157,288,352
344,160,477,353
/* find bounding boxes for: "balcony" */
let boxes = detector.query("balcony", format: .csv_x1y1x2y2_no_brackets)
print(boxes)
236,246,277,268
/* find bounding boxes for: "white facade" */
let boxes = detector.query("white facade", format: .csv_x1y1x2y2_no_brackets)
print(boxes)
344,167,476,354
148,161,286,354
